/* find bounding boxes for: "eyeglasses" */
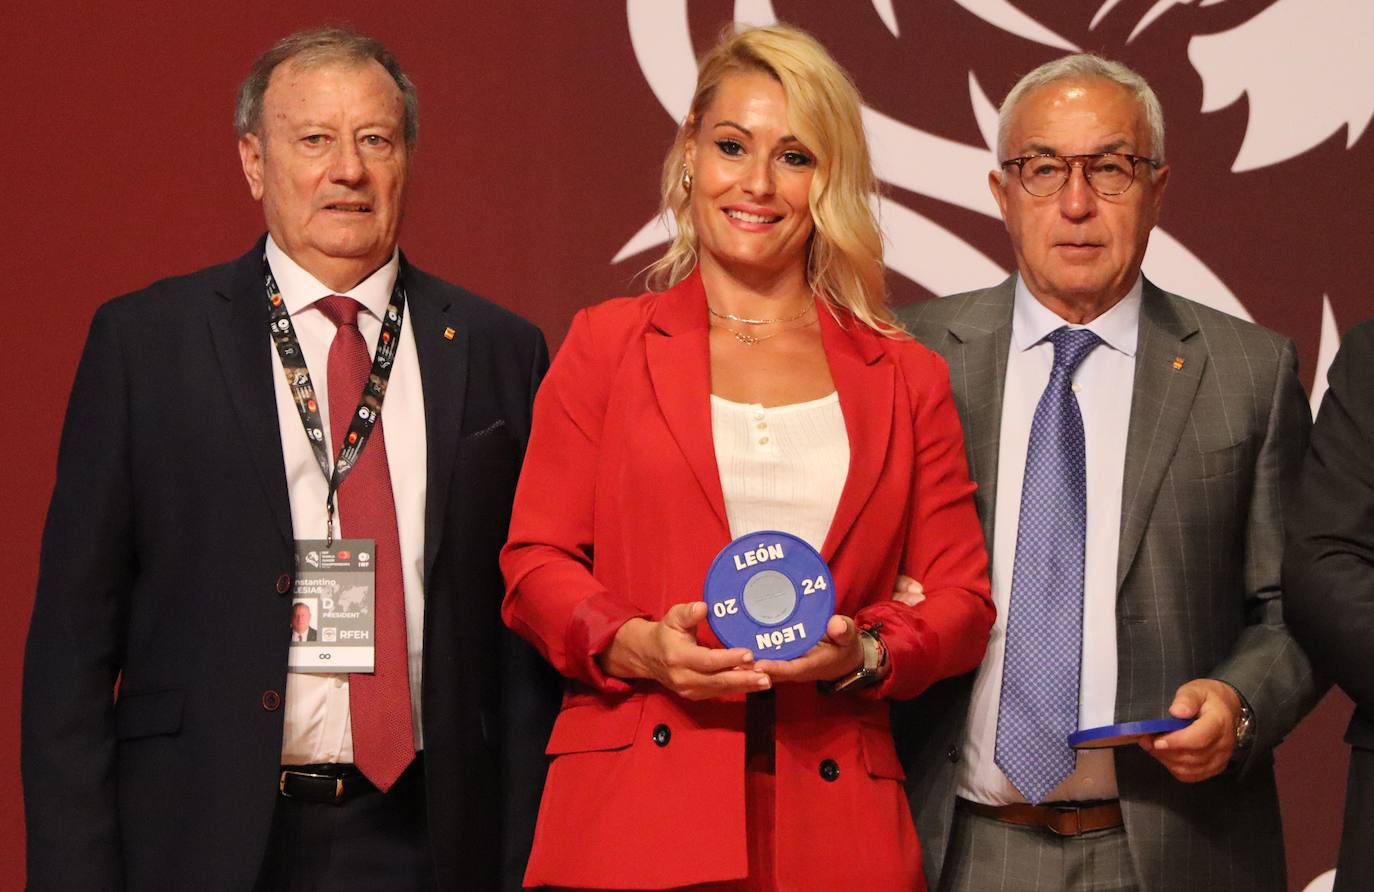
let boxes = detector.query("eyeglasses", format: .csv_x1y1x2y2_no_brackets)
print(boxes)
1000,152,1161,197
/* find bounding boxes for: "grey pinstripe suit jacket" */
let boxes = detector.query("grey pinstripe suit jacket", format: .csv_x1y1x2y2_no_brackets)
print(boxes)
895,276,1319,892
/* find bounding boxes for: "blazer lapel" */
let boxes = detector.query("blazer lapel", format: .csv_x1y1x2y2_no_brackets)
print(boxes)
1117,280,1206,591
943,280,1015,550
818,310,893,562
404,261,470,586
207,238,293,546
643,274,731,533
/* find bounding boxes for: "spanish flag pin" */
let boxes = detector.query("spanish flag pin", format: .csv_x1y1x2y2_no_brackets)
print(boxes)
443,326,456,341
1172,356,1185,370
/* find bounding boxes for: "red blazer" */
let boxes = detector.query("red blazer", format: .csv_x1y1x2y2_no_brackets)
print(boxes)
501,273,992,890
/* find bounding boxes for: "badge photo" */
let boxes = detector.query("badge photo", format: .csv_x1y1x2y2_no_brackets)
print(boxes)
289,597,319,645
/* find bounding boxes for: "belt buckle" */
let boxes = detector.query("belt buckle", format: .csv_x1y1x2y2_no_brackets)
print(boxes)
279,769,345,802
1047,805,1083,837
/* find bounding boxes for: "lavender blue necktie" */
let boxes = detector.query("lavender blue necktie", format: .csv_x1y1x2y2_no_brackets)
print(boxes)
995,326,1102,804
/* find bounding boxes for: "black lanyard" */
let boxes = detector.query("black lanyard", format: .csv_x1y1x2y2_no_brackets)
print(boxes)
264,256,407,544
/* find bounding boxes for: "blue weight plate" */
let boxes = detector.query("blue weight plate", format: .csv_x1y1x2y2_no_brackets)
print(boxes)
1068,718,1194,749
703,530,834,660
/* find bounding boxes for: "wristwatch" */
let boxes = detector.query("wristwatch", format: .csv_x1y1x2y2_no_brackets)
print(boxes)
822,625,889,693
1234,699,1255,751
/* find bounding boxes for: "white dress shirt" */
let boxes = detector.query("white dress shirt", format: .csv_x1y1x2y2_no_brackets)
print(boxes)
958,275,1140,804
710,392,849,553
266,236,428,765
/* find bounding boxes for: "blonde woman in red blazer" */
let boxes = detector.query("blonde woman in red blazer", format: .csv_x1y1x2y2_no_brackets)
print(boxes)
501,25,993,892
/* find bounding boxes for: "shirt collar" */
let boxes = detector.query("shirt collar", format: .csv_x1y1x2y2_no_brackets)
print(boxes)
1011,273,1141,358
265,234,400,322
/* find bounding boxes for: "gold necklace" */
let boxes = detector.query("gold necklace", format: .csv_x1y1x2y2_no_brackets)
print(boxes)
710,311,816,346
707,302,813,325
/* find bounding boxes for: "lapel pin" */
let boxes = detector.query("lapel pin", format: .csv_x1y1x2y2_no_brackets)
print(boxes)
1172,356,1185,370
443,326,456,341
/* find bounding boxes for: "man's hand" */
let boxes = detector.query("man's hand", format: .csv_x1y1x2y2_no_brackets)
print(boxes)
1138,678,1242,782
892,575,925,606
597,602,769,700
753,615,865,684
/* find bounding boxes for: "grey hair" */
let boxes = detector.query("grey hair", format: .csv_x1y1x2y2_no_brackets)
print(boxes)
235,27,418,148
997,53,1165,164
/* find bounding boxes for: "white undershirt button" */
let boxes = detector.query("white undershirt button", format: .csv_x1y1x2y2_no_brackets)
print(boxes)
710,392,848,557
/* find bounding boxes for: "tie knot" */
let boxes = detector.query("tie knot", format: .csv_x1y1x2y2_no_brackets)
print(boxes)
316,294,362,329
1046,326,1102,375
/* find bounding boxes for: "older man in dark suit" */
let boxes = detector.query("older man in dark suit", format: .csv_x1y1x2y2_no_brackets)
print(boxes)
898,53,1318,891
22,27,556,892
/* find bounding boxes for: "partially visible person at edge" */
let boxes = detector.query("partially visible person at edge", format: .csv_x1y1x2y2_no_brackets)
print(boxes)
897,53,1318,892
22,27,557,892
499,24,993,892
1284,318,1374,892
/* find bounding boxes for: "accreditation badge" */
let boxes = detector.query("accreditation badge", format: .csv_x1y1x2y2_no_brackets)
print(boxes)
287,539,377,673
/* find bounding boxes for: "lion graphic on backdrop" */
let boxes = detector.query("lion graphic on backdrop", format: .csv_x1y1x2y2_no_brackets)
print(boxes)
620,0,1374,412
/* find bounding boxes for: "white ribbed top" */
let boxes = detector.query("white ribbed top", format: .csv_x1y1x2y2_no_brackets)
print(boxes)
709,392,849,553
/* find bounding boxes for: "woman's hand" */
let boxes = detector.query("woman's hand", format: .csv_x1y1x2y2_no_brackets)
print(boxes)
598,602,771,700
892,575,925,606
755,576,923,687
753,614,865,684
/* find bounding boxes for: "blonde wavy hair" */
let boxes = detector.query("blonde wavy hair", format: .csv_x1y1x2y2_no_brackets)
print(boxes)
644,24,899,336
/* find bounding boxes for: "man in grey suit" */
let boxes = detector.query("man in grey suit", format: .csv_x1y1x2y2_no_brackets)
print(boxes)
896,54,1317,891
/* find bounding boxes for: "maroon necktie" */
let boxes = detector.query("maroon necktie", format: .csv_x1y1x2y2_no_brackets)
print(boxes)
316,294,415,791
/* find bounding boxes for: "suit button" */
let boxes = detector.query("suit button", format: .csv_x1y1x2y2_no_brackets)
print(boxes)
261,690,281,711
819,758,840,782
947,746,961,763
652,724,671,747
275,574,292,595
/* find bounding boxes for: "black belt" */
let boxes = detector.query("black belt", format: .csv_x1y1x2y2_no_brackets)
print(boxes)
279,763,376,805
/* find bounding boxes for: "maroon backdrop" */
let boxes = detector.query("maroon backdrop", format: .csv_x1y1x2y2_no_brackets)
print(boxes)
6,2,1368,889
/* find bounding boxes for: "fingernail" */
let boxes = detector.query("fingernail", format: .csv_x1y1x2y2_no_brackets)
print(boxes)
757,676,770,687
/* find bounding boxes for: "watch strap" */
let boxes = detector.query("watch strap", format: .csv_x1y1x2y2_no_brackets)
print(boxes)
821,626,887,693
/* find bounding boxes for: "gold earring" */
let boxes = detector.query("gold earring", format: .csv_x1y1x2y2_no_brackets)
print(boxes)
681,166,693,193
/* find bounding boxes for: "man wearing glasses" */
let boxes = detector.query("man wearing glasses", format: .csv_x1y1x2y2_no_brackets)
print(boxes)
898,55,1318,891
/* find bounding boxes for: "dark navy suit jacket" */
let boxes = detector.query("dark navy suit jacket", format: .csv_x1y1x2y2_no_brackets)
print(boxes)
22,237,560,891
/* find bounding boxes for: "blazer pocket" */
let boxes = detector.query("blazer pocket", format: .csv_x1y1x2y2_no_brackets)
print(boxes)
545,696,646,755
462,418,508,440
458,421,518,465
859,722,907,781
115,689,185,741
1177,435,1251,480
